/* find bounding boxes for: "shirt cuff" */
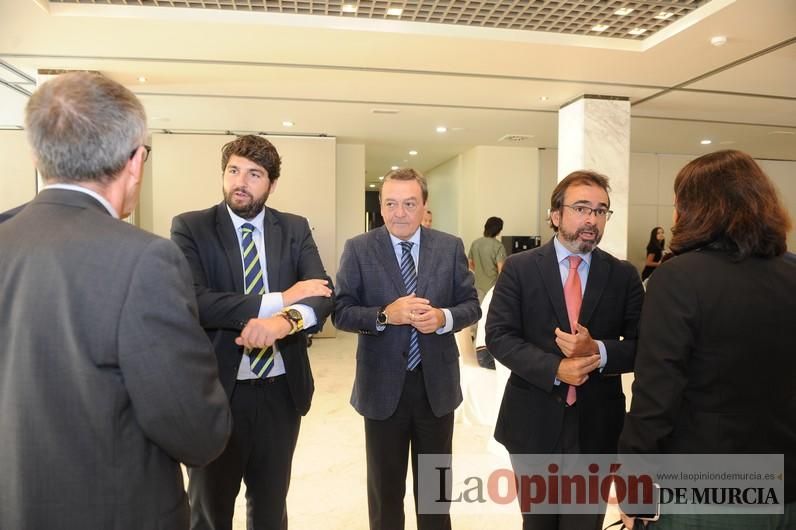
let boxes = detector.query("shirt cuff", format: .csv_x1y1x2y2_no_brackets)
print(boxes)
597,340,607,371
435,308,454,335
258,294,317,329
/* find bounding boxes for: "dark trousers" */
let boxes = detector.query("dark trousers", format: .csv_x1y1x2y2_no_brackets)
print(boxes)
188,377,300,530
364,368,454,530
514,405,604,530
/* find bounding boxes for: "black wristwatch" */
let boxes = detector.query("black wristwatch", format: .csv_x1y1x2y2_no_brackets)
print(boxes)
376,306,389,326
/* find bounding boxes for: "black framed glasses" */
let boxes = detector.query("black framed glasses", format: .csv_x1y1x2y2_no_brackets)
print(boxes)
130,144,152,162
563,204,613,220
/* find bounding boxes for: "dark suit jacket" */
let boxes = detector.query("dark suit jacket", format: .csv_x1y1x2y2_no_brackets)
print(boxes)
619,249,796,503
171,202,333,415
0,202,27,223
333,226,481,420
487,239,644,453
0,189,231,530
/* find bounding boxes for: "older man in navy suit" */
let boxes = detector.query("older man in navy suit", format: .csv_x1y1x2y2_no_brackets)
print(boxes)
334,168,480,530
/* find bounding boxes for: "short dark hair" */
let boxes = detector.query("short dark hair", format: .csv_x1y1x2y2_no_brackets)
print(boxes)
548,170,611,231
671,149,790,260
484,216,504,238
381,168,428,203
221,135,281,182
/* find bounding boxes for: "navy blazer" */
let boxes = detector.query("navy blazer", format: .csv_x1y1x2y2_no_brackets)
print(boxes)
487,239,644,453
334,226,480,420
171,202,333,415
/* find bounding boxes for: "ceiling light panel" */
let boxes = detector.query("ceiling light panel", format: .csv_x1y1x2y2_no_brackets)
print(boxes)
49,0,712,40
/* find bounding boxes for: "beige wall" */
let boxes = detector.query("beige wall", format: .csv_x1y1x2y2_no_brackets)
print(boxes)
427,145,540,251
0,130,36,213
760,159,796,253
335,143,366,267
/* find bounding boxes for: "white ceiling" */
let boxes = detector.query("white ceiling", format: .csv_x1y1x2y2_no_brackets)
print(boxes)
1,0,794,186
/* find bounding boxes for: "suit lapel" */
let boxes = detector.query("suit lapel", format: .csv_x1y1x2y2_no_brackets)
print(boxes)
537,240,571,332
215,202,245,294
375,227,408,295
580,247,610,326
416,227,434,295
263,208,282,292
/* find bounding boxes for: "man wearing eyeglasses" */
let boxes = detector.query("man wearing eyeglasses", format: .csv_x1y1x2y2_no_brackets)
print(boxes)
486,170,644,530
0,72,231,530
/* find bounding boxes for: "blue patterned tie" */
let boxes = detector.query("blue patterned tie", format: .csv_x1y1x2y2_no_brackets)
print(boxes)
241,223,274,378
400,241,421,371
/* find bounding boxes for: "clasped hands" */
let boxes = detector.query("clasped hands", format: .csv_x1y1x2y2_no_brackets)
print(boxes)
385,293,445,334
554,323,600,387
235,279,332,349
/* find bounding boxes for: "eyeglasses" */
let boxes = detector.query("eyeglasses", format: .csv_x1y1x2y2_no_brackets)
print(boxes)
130,144,152,162
562,204,613,220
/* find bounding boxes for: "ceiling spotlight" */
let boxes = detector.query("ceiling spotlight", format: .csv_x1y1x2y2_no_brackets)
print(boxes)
710,35,728,46
379,176,385,180
369,183,376,188
614,7,634,16
282,121,294,127
654,11,673,20
700,139,712,145
342,4,357,13
390,165,399,170
386,7,403,16
539,96,549,101
436,126,447,133
408,150,418,156
591,24,609,32
137,76,147,83
628,28,647,36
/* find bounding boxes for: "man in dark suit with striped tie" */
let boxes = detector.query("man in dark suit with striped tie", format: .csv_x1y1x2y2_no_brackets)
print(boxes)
171,135,333,530
334,168,480,530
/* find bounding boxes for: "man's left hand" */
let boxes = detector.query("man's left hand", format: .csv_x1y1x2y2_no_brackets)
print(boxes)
410,307,445,334
235,316,292,349
554,323,598,358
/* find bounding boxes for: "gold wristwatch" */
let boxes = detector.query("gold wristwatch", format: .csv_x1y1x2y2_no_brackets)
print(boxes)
276,308,304,334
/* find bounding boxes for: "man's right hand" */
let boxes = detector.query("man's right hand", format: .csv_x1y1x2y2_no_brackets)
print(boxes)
282,279,332,306
385,293,432,325
556,354,600,386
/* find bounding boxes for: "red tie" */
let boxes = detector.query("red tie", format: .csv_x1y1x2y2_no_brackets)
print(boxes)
564,255,582,405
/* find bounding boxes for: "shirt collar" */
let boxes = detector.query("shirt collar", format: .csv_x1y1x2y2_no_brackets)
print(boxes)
388,227,421,250
226,205,265,235
42,183,119,218
553,235,593,267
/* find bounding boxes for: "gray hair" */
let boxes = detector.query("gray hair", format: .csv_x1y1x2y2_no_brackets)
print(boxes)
25,71,147,184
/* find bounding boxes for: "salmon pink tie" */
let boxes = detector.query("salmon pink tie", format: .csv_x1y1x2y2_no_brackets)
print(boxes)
564,255,582,406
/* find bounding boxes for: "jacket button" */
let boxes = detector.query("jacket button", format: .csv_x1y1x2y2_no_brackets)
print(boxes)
401,351,408,359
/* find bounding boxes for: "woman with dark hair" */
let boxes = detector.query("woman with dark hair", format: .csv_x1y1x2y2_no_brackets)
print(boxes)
640,226,665,281
619,150,795,528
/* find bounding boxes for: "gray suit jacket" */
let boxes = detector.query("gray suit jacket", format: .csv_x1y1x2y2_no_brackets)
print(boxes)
0,189,231,530
334,226,480,420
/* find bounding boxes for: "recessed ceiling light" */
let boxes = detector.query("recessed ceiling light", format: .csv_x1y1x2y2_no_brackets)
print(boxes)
628,28,647,36
379,176,385,180
282,121,294,127
342,4,357,13
710,35,728,46
436,126,447,133
369,183,376,188
591,24,609,32
700,139,712,145
390,165,399,170
614,7,634,16
408,150,418,156
539,96,549,101
654,11,673,20
387,7,403,16
137,76,147,83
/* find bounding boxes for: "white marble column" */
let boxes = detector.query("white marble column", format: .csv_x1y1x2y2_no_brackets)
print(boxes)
557,95,630,259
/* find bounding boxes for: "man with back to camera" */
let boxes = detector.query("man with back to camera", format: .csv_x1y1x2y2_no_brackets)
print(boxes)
0,71,232,530
486,170,644,530
171,134,333,530
334,168,480,530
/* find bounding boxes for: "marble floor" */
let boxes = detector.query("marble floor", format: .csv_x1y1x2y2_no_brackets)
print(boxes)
192,330,621,530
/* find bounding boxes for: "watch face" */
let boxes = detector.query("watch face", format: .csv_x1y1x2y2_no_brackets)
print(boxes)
286,308,302,322
377,312,387,325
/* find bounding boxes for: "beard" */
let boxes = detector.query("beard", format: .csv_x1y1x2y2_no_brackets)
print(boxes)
224,187,268,219
558,223,602,253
